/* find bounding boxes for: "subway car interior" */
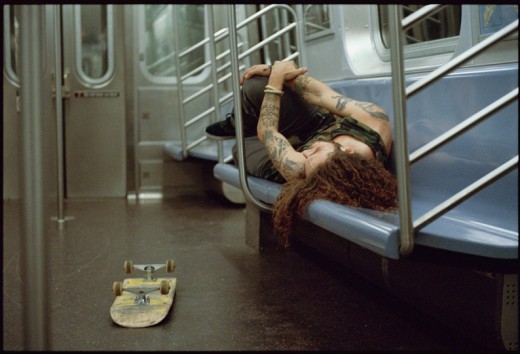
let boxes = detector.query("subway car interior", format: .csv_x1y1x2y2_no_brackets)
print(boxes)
3,4,518,351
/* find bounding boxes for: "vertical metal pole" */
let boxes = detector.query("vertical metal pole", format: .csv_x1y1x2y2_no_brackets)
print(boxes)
387,5,413,256
207,5,224,162
53,5,67,228
227,5,272,212
294,5,306,67
19,5,50,350
171,5,188,159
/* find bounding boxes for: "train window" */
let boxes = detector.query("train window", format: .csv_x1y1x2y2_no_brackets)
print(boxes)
3,5,21,84
75,5,114,85
141,5,206,81
478,5,518,36
304,5,333,41
378,5,462,53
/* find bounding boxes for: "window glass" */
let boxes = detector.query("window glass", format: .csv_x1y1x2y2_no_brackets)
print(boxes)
144,4,205,78
304,5,333,40
379,5,462,48
4,5,21,82
479,5,518,35
78,5,111,80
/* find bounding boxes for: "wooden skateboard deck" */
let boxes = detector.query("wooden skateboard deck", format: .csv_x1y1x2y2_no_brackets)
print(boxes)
110,277,176,328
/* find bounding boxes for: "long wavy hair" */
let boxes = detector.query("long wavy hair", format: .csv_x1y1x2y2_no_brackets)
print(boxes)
272,151,398,248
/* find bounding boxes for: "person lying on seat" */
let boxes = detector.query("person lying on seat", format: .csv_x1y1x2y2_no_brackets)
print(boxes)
206,60,397,247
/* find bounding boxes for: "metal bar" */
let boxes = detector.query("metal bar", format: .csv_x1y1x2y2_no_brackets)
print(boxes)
410,88,518,163
180,61,212,81
235,4,296,32
402,4,444,31
259,5,273,64
207,5,225,163
171,6,188,160
227,5,273,212
413,156,518,231
182,83,213,105
52,5,67,227
186,135,209,150
406,20,518,98
294,5,306,67
237,23,297,60
388,5,414,256
185,107,216,128
19,5,49,350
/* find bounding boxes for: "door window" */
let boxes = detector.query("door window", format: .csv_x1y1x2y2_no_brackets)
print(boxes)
75,5,114,85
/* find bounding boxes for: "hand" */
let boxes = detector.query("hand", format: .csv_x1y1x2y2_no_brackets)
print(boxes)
239,61,308,85
270,60,308,82
240,64,272,85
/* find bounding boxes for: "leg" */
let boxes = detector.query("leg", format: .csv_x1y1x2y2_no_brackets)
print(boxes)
240,76,324,139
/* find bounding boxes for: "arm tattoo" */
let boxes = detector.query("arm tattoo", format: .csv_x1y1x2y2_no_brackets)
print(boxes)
259,94,280,130
259,94,305,179
332,95,354,111
263,131,304,178
294,76,311,96
355,101,390,121
332,95,389,122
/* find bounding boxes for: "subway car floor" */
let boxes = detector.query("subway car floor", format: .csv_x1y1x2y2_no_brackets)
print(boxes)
3,194,482,351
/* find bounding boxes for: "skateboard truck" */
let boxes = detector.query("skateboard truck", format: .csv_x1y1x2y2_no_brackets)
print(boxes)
122,286,165,306
123,260,175,281
112,259,175,305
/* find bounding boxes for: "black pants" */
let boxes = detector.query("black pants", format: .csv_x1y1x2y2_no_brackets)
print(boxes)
232,76,331,177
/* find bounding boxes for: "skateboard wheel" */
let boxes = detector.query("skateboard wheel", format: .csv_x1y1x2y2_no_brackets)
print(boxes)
123,260,133,274
166,259,175,273
113,281,123,296
160,280,170,295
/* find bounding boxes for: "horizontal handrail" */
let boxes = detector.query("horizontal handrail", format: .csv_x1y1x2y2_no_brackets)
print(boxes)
402,4,444,31
413,156,518,231
410,88,518,163
407,20,518,98
185,107,215,128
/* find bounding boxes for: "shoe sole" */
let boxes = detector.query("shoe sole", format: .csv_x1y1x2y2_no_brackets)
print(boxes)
205,132,236,141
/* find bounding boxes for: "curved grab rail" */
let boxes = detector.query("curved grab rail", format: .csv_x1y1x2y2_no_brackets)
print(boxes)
388,6,518,256
388,5,414,256
227,5,273,213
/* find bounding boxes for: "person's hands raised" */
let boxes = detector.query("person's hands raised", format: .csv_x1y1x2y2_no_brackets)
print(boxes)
239,61,308,85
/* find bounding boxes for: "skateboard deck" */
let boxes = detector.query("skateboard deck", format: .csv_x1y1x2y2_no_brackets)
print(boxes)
111,260,176,328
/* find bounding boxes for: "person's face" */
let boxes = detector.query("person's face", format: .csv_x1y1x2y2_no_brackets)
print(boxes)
302,141,340,176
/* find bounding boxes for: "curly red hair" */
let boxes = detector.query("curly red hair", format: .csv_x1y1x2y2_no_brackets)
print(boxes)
272,151,398,248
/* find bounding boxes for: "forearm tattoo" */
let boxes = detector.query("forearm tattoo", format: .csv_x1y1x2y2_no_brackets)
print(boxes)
332,95,354,111
294,76,311,96
259,94,304,179
259,93,280,131
263,131,303,178
332,95,389,121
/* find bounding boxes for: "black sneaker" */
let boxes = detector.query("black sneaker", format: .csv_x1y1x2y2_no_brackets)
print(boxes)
205,113,236,140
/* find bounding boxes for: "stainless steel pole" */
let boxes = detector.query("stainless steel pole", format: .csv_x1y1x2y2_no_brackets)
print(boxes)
388,5,414,256
19,5,50,350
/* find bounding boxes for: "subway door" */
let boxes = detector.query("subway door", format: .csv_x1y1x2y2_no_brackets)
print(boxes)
61,5,126,197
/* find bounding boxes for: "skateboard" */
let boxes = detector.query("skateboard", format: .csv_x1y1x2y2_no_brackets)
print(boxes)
110,259,176,328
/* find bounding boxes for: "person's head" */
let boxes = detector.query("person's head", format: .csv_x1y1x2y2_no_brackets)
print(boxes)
301,140,342,176
273,150,398,248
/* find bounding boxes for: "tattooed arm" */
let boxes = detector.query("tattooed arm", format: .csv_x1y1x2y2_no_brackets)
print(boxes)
256,62,307,181
290,75,393,156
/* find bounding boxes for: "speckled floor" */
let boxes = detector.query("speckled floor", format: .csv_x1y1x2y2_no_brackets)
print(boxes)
3,195,481,351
